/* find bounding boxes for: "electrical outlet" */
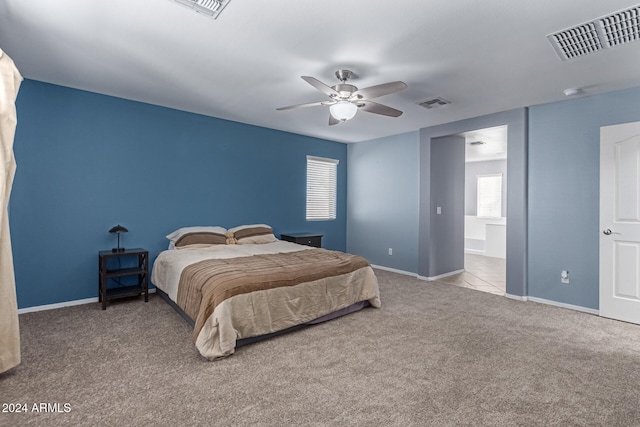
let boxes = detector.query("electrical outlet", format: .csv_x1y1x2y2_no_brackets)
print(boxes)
561,270,570,284
388,248,393,256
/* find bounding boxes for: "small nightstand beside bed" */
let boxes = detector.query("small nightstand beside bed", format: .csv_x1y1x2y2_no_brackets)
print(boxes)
151,224,381,360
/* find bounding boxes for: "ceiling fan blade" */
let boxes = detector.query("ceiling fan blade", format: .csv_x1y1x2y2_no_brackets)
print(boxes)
353,81,407,100
358,100,403,117
276,100,331,111
329,113,340,126
301,76,339,97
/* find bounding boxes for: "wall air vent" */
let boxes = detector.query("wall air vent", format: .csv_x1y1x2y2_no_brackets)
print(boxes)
417,97,450,109
548,5,640,60
172,0,231,19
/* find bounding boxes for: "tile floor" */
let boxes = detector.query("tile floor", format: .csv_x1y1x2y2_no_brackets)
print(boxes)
437,253,506,295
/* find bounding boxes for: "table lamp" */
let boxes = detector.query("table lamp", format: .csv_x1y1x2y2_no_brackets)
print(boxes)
109,224,128,252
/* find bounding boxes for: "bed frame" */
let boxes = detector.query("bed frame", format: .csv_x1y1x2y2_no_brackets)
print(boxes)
155,287,370,348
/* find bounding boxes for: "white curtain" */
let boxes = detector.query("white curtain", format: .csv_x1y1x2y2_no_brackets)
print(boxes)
0,48,23,374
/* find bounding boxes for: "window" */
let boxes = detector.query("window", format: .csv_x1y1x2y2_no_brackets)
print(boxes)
306,155,338,221
477,174,502,219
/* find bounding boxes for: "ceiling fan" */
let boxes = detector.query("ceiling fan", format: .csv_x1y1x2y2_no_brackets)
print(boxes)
276,70,407,125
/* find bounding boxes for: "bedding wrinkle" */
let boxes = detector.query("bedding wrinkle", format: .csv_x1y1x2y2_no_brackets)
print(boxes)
178,249,371,343
152,240,380,359
195,266,379,359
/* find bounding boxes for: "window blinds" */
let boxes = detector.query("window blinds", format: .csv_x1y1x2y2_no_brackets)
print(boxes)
477,174,502,219
306,155,338,220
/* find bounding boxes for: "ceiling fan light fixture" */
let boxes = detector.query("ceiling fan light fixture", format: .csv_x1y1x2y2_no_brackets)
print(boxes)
329,101,358,122
277,70,406,125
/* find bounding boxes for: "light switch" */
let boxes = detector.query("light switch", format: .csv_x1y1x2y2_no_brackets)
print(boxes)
437,206,442,215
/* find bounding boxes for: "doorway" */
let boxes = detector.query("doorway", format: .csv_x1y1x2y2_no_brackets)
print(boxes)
418,108,527,298
437,125,508,295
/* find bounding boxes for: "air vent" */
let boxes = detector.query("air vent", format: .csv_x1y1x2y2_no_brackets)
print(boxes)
548,5,640,60
172,0,231,19
417,97,450,109
600,6,640,47
548,22,603,59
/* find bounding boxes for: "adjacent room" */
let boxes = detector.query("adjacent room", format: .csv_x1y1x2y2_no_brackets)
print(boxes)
2,1,640,425
435,125,508,295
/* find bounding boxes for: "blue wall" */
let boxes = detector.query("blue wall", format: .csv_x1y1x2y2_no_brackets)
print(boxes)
429,135,465,277
11,80,347,309
14,79,640,312
345,85,640,311
346,131,419,273
528,86,640,309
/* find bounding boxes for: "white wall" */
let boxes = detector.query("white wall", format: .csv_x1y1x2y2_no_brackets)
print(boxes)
464,158,507,258
465,159,507,217
465,215,506,258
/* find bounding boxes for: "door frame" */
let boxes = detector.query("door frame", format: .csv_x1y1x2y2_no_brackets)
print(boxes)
418,108,528,297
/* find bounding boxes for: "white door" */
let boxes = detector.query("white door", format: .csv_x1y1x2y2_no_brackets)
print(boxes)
600,121,640,324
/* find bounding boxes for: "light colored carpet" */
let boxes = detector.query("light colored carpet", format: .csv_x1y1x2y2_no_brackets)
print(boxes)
2,269,640,426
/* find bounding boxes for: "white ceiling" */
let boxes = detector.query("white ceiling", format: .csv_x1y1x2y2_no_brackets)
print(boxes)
1,0,640,143
462,125,508,163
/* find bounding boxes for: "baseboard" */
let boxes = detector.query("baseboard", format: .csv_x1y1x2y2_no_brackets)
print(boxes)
504,293,598,315
464,249,485,255
371,264,418,278
504,293,527,302
418,269,465,281
526,296,599,315
18,288,157,314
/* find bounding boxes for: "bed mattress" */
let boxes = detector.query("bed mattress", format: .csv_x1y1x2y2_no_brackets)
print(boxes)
151,241,380,359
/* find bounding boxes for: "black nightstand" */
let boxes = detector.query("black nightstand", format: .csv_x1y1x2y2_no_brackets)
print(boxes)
98,248,148,310
280,233,323,248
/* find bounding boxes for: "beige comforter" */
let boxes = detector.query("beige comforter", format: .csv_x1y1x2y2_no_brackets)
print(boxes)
151,241,380,359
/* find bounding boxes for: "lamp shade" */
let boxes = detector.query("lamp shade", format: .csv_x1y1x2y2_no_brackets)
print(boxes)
329,101,358,122
109,225,128,234
109,225,128,252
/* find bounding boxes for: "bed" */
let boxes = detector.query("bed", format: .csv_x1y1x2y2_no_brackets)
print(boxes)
151,224,381,360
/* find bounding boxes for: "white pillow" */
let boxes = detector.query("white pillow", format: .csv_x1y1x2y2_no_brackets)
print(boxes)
227,224,278,245
166,226,227,248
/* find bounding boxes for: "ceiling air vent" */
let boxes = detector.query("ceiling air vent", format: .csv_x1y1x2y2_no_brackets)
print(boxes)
600,6,640,47
417,97,450,109
548,5,640,60
173,0,231,19
548,22,603,60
